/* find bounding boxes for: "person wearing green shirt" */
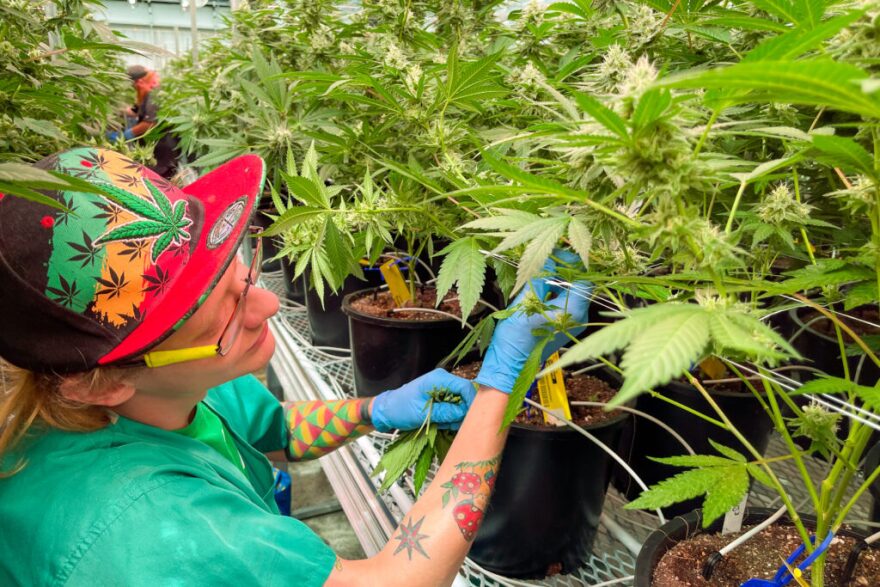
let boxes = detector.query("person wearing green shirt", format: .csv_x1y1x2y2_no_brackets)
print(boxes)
0,147,589,586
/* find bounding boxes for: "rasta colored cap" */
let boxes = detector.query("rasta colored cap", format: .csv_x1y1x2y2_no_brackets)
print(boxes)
0,147,266,374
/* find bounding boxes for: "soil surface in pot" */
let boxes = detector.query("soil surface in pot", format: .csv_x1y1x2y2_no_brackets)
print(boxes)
349,287,464,321
451,361,621,427
803,306,880,340
653,523,880,587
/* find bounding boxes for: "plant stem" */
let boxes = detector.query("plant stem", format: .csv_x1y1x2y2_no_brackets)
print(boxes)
693,109,719,157
725,180,747,234
791,168,816,264
686,374,813,548
762,378,821,512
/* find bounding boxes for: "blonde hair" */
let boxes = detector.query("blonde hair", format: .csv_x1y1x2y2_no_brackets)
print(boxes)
0,361,133,477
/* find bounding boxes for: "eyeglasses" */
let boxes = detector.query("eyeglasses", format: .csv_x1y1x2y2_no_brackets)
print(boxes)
139,236,263,368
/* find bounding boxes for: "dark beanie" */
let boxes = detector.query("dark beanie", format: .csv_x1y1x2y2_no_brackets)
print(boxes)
126,65,149,81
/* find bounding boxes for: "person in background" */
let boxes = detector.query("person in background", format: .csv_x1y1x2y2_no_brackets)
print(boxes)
0,147,588,585
107,65,180,179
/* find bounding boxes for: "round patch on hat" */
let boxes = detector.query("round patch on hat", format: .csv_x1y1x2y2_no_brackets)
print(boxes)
207,196,248,250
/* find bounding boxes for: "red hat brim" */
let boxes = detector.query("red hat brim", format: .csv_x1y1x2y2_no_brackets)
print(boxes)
98,154,266,365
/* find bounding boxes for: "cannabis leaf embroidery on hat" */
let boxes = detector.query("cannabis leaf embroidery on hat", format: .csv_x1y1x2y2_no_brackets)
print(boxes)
93,179,193,263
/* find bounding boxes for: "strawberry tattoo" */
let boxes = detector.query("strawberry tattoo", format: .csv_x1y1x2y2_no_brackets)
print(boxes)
453,502,484,541
450,472,481,494
441,456,500,543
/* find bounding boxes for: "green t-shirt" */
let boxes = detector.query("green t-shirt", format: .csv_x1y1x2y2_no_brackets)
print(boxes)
174,403,247,475
0,374,336,586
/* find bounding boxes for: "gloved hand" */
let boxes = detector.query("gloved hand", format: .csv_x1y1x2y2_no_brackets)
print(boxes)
475,250,591,394
370,368,477,432
106,128,135,142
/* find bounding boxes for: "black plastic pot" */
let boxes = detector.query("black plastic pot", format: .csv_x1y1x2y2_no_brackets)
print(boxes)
613,378,774,518
342,286,480,397
279,257,306,304
468,368,630,578
306,267,388,352
634,507,872,586
787,307,880,386
867,442,880,523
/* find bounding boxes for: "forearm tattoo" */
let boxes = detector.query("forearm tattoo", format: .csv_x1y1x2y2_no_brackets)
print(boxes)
440,456,501,541
284,399,373,460
392,515,430,560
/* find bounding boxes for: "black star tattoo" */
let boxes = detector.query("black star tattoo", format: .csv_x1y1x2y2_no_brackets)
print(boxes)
392,516,430,561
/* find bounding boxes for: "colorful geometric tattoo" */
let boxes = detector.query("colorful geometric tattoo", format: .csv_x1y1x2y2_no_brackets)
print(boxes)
440,456,501,541
392,515,430,560
284,399,373,461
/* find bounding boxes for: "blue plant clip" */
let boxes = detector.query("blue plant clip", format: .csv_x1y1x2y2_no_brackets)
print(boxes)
740,531,834,587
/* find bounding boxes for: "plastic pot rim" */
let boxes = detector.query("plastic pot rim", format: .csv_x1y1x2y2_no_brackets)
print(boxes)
787,306,855,345
507,365,630,436
342,285,485,330
662,376,766,400
634,506,871,586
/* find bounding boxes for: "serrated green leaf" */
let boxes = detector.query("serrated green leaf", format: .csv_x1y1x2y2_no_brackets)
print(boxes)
493,215,568,255
708,440,747,463
744,12,861,63
709,312,787,362
513,217,569,294
747,463,775,488
844,282,878,311
502,338,549,429
375,429,430,492
789,375,853,396
436,237,487,320
284,175,329,208
725,311,801,359
615,311,712,406
567,217,592,269
413,444,433,495
811,134,877,179
703,465,750,526
772,264,873,294
658,60,880,119
571,91,629,139
650,454,739,468
544,304,701,375
262,206,327,236
625,467,725,511
462,209,539,232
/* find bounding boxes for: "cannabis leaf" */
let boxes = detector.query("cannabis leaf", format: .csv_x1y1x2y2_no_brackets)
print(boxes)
67,230,100,269
543,304,798,406
502,338,549,429
790,375,880,412
46,275,81,308
95,266,129,300
625,441,754,527
436,237,487,320
93,179,192,263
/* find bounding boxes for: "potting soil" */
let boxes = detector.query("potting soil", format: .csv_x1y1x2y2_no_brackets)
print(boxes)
349,287,464,321
652,523,880,587
451,361,621,427
802,306,880,340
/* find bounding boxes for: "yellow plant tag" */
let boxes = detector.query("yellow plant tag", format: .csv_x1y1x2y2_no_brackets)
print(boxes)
536,352,571,426
698,356,726,380
379,259,412,307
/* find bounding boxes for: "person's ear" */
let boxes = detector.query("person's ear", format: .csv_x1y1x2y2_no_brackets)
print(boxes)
58,376,136,407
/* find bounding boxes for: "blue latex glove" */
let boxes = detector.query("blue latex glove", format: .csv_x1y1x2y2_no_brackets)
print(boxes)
106,128,135,142
475,250,591,394
370,368,477,432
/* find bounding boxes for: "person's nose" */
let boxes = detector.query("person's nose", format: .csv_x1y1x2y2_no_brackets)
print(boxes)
243,286,279,329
